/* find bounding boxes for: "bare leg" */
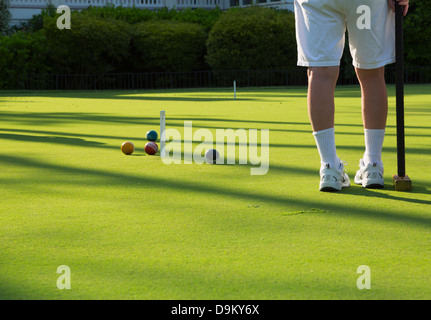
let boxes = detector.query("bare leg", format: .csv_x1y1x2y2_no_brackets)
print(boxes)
355,67,388,129
308,67,341,167
355,67,387,165
307,66,340,132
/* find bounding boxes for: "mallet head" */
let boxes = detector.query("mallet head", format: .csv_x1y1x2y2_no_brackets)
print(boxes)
393,175,412,192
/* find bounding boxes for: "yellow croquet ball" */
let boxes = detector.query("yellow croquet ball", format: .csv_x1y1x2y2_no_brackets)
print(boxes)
121,141,134,155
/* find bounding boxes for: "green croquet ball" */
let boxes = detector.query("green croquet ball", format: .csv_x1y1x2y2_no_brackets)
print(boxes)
146,130,158,141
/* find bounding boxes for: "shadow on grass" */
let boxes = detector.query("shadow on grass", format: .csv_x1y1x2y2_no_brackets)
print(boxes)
0,153,430,228
1,111,430,135
1,127,430,158
1,83,428,100
343,183,431,206
0,90,299,103
0,253,402,300
0,133,106,148
0,128,146,142
0,111,161,127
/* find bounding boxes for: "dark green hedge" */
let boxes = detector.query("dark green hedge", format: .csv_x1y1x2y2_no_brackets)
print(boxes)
0,0,11,35
206,7,297,71
131,20,208,73
43,13,132,74
404,1,431,66
0,31,49,89
82,5,223,31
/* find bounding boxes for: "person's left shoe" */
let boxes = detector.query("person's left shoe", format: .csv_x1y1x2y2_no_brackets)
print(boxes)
354,159,385,189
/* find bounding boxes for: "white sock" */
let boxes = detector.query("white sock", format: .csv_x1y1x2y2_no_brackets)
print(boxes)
363,129,385,165
313,127,339,168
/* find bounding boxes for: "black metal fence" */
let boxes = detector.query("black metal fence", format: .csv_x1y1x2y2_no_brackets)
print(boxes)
17,66,431,90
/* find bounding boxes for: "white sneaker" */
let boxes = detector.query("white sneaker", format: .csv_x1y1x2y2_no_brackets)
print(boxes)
319,161,350,192
354,159,384,189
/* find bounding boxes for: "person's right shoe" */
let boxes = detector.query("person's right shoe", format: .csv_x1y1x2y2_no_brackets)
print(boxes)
354,159,385,189
319,161,350,192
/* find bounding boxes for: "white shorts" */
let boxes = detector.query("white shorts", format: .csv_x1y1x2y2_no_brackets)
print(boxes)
294,0,395,69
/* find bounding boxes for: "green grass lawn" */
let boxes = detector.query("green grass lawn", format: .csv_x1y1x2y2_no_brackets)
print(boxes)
0,85,430,300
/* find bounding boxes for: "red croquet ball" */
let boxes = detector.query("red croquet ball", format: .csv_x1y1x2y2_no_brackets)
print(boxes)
145,141,158,155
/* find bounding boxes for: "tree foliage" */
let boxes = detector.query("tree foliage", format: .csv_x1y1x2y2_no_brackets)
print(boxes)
205,7,297,71
43,13,133,74
0,0,11,35
0,31,49,88
83,4,222,31
404,0,431,66
131,20,208,73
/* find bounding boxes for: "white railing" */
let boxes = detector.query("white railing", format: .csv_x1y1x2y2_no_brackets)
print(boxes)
8,0,222,8
8,0,156,8
176,0,221,8
8,0,292,12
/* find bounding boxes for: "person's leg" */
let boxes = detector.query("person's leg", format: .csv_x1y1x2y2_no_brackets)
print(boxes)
353,67,387,188
356,67,387,165
294,0,350,191
356,67,388,130
308,66,350,191
308,66,339,132
308,66,340,168
346,0,394,188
